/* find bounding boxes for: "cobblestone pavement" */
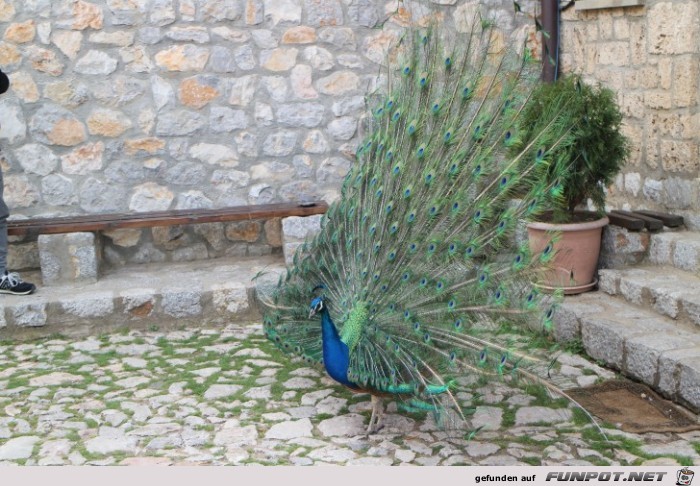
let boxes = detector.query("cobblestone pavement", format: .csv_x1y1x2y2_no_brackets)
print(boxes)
0,324,698,466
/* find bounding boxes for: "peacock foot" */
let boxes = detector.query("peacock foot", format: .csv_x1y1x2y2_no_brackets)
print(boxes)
366,395,385,434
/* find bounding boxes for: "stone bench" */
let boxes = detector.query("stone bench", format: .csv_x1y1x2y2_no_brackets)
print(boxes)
8,202,328,285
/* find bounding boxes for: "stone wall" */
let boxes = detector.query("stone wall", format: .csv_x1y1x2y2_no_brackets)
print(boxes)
0,0,539,270
559,1,700,228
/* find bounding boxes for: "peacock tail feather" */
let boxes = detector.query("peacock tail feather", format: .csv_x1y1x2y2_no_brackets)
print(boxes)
259,15,581,428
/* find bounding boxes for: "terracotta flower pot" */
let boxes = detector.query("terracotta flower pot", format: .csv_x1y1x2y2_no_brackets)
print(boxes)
526,212,609,295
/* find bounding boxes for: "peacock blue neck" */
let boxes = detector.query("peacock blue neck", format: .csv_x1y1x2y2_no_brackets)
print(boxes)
319,308,358,389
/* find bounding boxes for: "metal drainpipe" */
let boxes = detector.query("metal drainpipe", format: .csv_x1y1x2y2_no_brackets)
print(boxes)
541,0,559,82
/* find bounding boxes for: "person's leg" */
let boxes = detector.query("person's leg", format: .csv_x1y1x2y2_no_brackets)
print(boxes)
0,165,35,295
0,164,8,275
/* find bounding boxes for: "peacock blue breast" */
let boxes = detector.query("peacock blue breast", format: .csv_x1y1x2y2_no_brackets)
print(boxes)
320,309,358,389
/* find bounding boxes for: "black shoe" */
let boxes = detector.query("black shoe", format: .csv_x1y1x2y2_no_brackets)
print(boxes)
0,271,36,295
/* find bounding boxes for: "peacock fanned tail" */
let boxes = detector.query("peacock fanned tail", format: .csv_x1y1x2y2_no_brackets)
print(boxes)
260,17,579,427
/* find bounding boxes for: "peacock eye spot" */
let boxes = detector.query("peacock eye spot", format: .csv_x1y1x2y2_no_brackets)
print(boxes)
453,202,459,210
454,319,462,329
428,244,435,251
480,274,486,282
505,131,512,140
449,244,456,251
402,273,409,281
403,66,411,75
501,177,508,186
547,309,554,318
527,293,534,302
414,322,420,330
515,255,522,263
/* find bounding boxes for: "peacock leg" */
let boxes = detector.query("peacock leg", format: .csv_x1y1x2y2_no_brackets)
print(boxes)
367,395,384,434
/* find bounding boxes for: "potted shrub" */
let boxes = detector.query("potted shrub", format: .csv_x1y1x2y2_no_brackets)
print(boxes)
517,75,630,294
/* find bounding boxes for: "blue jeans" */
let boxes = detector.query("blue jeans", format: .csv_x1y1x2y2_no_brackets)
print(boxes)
0,165,8,273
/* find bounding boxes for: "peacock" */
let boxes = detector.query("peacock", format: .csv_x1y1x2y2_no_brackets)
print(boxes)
259,14,580,434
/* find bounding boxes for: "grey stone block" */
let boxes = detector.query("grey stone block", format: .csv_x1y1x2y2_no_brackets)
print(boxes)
11,303,47,327
658,347,700,399
679,358,700,411
625,333,699,386
648,233,674,265
212,281,250,315
121,289,157,319
552,303,581,342
597,269,619,295
282,215,322,240
60,293,115,318
599,226,649,268
619,276,644,305
161,289,202,317
38,232,100,285
581,316,627,369
673,239,700,272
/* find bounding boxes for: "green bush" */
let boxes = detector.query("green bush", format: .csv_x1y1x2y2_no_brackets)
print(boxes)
517,75,630,222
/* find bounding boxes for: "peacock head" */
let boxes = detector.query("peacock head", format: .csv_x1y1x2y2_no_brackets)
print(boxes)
309,296,325,319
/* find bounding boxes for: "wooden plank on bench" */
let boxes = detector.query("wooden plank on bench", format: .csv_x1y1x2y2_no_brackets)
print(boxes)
606,212,645,231
8,201,329,237
633,210,684,228
610,210,663,231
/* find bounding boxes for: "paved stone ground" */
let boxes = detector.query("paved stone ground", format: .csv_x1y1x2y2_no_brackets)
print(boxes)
0,323,698,466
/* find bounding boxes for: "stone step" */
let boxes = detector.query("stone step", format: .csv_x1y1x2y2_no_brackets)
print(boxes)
0,255,286,341
599,266,700,328
648,230,700,272
554,291,700,413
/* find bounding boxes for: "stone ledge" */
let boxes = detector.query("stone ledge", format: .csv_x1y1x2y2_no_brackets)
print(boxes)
649,231,700,272
554,291,700,412
0,255,285,341
599,266,700,328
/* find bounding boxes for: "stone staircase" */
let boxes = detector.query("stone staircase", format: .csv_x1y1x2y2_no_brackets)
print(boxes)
555,226,700,413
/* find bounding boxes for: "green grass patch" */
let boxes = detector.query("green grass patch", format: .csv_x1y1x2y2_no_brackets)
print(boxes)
6,376,29,389
93,350,119,367
522,456,541,466
501,407,516,428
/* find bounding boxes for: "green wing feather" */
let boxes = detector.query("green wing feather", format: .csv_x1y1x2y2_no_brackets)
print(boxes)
260,18,577,424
